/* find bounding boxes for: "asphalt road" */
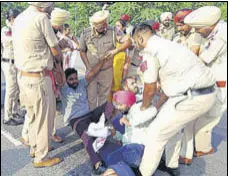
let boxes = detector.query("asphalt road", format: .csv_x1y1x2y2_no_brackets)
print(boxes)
1,105,227,176
1,64,227,176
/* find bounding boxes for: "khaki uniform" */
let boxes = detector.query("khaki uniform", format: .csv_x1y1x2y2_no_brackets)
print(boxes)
173,29,203,49
158,24,175,41
139,35,216,176
1,25,20,121
183,21,227,157
13,6,58,162
172,29,204,160
80,26,116,110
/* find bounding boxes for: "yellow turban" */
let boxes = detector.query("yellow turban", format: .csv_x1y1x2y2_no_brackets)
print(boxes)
184,6,221,28
50,8,70,26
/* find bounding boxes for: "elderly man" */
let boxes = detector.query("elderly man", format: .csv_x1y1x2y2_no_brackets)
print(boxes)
1,9,24,126
80,10,131,111
132,23,216,176
181,6,227,161
158,12,175,40
12,2,62,167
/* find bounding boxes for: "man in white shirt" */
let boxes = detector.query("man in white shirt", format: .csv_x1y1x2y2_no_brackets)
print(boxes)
132,23,216,176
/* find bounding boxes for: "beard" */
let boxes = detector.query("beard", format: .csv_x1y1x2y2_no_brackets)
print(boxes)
68,83,78,90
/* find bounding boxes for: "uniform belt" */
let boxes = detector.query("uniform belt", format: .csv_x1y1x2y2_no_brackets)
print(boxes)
184,85,215,96
216,81,226,88
20,70,51,78
2,58,14,64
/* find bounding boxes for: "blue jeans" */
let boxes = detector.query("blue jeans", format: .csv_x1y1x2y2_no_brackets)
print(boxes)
100,143,144,176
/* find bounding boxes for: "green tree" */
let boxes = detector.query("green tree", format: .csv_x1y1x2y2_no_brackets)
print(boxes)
1,2,227,36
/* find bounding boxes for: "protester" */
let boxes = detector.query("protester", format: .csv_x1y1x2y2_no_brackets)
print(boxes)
110,19,132,99
61,60,111,174
62,23,81,69
120,14,134,35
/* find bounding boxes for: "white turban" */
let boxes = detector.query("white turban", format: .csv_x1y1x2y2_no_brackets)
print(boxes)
89,10,109,25
160,12,172,22
184,6,221,28
28,2,54,8
50,8,70,26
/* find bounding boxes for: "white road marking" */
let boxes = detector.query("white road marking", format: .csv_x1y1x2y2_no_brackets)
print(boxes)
1,129,22,146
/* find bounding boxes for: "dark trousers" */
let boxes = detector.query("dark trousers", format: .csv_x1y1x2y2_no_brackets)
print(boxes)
70,103,107,166
100,143,144,176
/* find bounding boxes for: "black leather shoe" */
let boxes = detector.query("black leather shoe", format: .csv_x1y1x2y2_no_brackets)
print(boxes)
92,163,106,175
3,118,23,126
157,159,180,176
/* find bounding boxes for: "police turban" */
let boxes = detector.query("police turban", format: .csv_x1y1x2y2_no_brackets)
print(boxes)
28,2,54,8
184,6,221,28
50,8,70,26
160,12,172,22
89,10,110,25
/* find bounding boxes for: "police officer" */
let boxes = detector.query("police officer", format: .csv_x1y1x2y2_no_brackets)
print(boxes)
132,23,216,176
1,9,24,126
158,12,175,40
13,2,62,167
184,6,227,158
173,8,203,56
80,10,130,110
172,9,204,165
19,7,70,146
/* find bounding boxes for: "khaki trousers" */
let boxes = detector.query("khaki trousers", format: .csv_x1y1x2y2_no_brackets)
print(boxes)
1,62,19,120
165,132,182,168
180,86,227,158
87,68,113,110
18,73,56,162
139,92,216,176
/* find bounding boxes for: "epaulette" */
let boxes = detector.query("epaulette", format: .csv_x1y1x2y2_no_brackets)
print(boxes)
82,27,92,35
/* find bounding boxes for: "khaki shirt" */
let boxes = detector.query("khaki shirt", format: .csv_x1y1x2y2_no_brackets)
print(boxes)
1,26,14,59
173,29,203,50
158,24,175,41
12,6,58,72
199,20,227,82
79,26,116,69
141,35,215,97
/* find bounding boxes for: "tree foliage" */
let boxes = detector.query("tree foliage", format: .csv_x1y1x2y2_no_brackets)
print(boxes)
1,2,227,36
